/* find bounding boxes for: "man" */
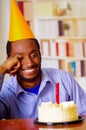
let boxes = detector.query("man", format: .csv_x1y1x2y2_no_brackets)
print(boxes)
0,0,86,119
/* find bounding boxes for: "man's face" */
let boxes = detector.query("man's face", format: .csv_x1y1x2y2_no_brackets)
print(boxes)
10,39,41,82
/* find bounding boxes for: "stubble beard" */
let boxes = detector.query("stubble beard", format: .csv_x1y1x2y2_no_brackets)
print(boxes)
17,67,41,83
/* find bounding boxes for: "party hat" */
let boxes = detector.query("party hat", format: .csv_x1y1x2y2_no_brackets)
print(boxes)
9,0,35,42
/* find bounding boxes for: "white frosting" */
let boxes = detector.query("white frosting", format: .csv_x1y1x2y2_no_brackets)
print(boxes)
38,101,78,122
39,101,75,108
60,101,75,108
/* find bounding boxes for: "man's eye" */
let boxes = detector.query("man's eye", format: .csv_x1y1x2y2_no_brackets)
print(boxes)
31,52,39,58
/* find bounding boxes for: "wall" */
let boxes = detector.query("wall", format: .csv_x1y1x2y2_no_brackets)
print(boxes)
0,0,10,64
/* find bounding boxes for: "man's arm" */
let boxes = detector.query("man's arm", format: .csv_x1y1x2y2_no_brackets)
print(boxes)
0,56,20,90
0,56,20,76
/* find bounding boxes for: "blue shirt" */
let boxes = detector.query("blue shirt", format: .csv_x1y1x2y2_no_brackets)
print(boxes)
0,68,86,119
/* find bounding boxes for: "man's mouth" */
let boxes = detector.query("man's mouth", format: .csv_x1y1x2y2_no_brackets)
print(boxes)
22,68,36,75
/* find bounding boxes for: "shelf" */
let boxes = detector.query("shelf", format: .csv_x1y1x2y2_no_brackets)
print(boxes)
56,36,86,41
42,56,86,61
37,16,86,20
41,37,86,41
16,0,31,1
17,0,86,80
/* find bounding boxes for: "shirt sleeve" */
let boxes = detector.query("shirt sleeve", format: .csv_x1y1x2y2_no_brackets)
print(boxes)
0,74,4,90
58,71,86,116
69,74,86,116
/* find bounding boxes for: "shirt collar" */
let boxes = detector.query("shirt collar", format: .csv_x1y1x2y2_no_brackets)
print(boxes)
15,69,54,96
38,69,54,93
13,76,26,96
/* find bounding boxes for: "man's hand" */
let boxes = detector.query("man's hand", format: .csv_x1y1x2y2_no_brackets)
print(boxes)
0,56,20,76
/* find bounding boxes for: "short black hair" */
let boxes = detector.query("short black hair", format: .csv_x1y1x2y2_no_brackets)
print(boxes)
6,38,40,57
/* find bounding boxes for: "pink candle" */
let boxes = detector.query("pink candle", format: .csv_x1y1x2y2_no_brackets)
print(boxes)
56,83,59,104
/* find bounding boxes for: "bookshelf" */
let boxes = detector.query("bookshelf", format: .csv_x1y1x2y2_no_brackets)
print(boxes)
16,0,86,91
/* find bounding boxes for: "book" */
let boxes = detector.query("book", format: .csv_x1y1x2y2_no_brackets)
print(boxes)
23,2,33,20
59,60,68,71
83,61,86,76
36,1,57,17
39,20,59,38
40,39,50,56
83,42,86,57
58,20,64,36
58,40,66,57
81,60,86,76
56,41,59,56
74,42,83,58
75,61,81,77
17,1,33,20
49,39,57,56
65,42,70,56
17,1,24,15
65,61,76,76
68,42,74,57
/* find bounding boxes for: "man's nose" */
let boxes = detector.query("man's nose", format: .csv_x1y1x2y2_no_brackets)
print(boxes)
22,56,34,66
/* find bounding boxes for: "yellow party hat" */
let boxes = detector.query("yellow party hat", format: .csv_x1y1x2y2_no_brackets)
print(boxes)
9,0,35,42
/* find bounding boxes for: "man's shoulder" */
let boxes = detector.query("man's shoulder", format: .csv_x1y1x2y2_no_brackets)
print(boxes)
42,68,72,79
3,76,17,86
1,76,18,95
42,68,66,74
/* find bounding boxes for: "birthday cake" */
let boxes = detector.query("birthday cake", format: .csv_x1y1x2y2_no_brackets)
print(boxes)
38,101,78,122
